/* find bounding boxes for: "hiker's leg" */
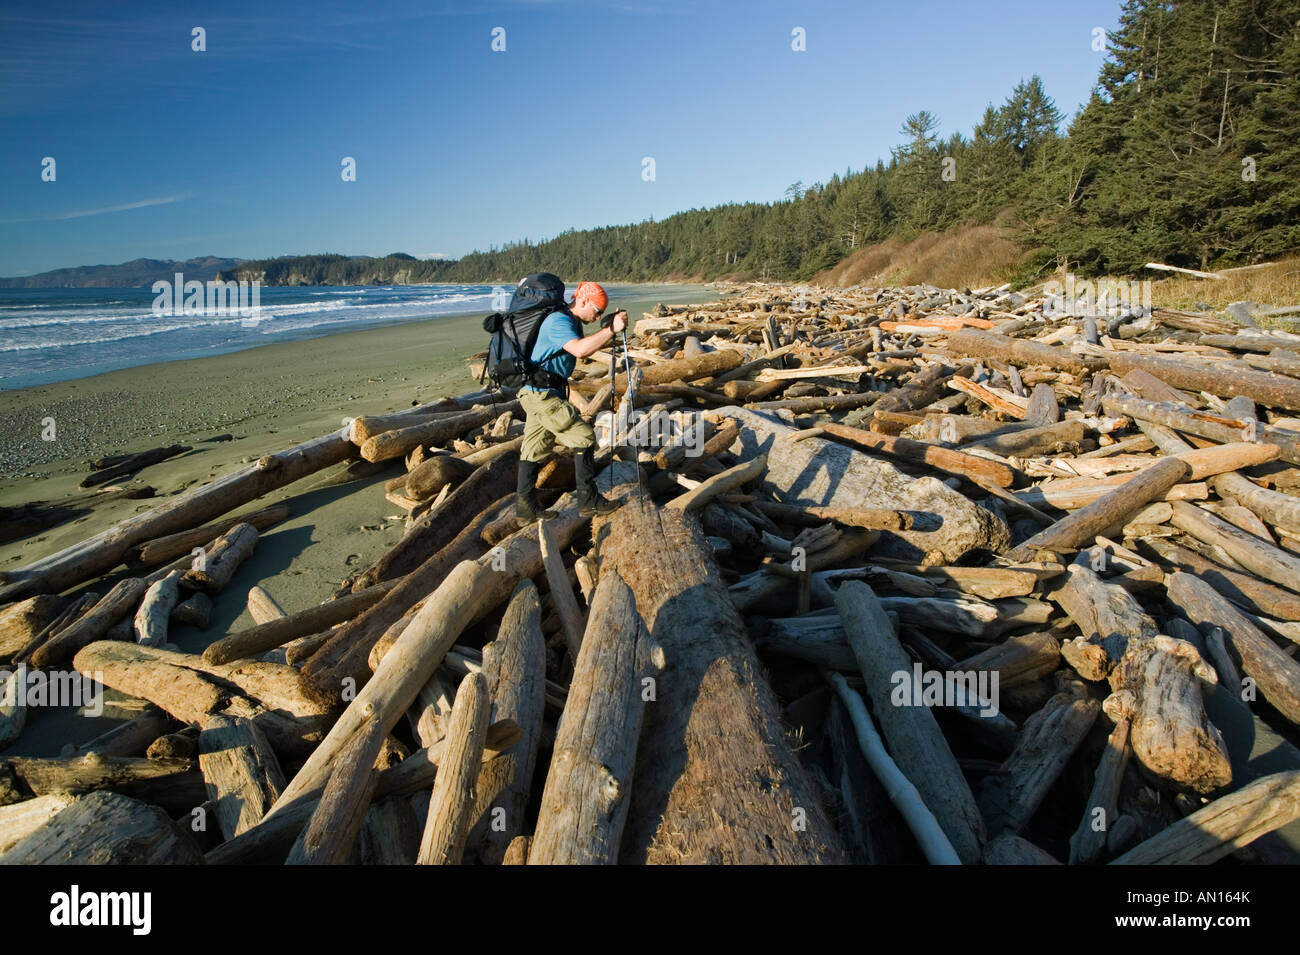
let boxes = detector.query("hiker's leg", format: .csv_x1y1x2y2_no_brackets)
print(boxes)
517,391,556,520
546,398,622,516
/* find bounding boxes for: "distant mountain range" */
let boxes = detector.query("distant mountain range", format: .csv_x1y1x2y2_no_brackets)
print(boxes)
0,256,244,288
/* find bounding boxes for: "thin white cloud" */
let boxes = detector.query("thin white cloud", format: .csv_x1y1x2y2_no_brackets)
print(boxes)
48,194,191,220
1,194,192,225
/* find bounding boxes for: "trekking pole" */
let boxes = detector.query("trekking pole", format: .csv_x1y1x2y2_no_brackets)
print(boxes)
607,332,619,493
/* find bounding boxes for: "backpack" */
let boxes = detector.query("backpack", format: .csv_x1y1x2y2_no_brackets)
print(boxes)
481,273,572,391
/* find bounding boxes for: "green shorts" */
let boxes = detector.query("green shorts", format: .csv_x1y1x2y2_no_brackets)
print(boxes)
519,388,595,463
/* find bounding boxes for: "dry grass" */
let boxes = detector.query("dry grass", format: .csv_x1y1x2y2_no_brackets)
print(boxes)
812,224,1024,291
1149,256,1300,325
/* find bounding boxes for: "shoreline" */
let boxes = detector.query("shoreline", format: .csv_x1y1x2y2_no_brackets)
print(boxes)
0,282,713,756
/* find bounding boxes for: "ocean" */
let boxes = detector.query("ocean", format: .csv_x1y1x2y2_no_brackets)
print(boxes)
0,283,679,391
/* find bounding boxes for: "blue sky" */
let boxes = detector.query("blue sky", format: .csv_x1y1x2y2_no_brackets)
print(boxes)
0,0,1121,276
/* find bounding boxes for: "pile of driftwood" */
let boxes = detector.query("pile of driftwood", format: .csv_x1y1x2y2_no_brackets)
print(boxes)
2,279,1300,865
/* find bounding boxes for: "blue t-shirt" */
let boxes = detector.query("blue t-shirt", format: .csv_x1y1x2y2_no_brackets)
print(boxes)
522,310,581,395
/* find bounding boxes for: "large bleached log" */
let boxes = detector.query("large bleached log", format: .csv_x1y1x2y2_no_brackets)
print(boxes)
1104,635,1231,793
0,791,203,865
597,494,846,863
1169,500,1300,593
719,406,1009,563
0,427,354,604
202,578,398,665
1068,714,1132,864
287,707,389,865
0,595,65,660
530,571,662,865
1007,457,1192,562
1101,393,1300,466
945,328,1095,377
360,402,522,462
963,420,1087,458
31,578,149,668
1141,538,1300,620
134,569,182,648
464,582,546,865
1213,472,1300,537
978,680,1100,836
538,518,584,659
1168,572,1300,726
205,720,521,864
73,641,332,756
0,793,76,856
124,504,290,569
418,672,490,865
180,522,258,595
815,422,1017,488
835,581,985,863
1106,351,1300,412
2,753,205,813
1110,770,1300,864
271,499,586,816
197,713,285,840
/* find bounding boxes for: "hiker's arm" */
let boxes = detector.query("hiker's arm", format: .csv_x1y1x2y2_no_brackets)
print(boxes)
562,312,627,359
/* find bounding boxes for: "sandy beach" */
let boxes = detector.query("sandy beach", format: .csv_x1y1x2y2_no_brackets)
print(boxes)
0,285,710,755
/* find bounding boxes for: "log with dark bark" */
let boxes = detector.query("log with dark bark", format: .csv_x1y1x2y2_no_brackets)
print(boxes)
595,493,847,864
1167,572,1300,726
202,578,398,665
0,791,203,865
1007,457,1192,562
125,504,289,569
1106,351,1300,412
530,571,662,865
417,671,490,865
464,582,547,865
79,443,190,488
30,578,149,668
0,427,354,604
1110,770,1300,865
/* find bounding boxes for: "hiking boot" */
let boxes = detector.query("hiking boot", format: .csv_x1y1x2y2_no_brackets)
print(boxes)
573,446,623,516
577,493,623,518
516,459,546,522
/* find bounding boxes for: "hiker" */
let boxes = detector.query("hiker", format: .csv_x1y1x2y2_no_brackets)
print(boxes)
515,280,628,520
